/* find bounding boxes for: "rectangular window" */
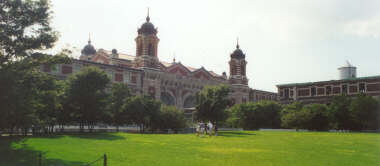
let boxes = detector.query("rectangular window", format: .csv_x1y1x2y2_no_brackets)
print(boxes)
115,73,123,82
284,89,289,99
131,72,137,84
42,64,51,72
62,65,72,74
73,64,81,73
311,87,316,96
107,71,114,81
359,83,365,92
124,72,130,83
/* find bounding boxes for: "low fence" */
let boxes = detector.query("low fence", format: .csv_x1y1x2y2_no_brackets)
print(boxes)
38,153,107,166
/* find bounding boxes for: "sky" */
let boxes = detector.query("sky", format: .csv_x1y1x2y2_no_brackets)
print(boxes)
49,0,380,92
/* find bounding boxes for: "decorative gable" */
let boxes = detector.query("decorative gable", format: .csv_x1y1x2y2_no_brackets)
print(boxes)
193,69,211,80
92,54,110,64
166,63,191,76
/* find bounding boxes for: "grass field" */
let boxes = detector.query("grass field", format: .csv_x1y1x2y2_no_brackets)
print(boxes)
0,131,379,166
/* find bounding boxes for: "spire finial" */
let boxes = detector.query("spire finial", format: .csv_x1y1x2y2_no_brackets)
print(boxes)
146,7,150,22
88,33,91,44
173,52,176,63
236,37,239,49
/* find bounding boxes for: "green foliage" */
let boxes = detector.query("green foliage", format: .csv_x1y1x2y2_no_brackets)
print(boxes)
194,85,230,126
109,83,132,129
0,0,58,65
0,0,71,134
152,105,187,132
328,95,354,130
349,94,380,130
228,101,282,130
122,95,161,132
282,103,329,131
301,104,329,131
65,66,110,129
281,102,304,130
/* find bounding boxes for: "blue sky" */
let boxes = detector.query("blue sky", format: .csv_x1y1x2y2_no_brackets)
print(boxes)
49,0,380,92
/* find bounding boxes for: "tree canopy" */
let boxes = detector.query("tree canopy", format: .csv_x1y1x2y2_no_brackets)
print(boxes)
194,85,230,126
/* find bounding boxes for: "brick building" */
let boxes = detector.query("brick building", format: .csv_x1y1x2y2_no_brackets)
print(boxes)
277,62,380,104
42,13,276,109
249,89,278,103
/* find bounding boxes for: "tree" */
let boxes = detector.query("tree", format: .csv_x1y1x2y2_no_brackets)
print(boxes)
0,0,58,65
123,95,161,133
194,85,230,134
228,101,282,130
301,104,329,131
349,94,380,130
109,83,131,131
0,0,71,135
328,95,354,130
281,102,304,130
65,66,110,131
281,103,329,131
152,105,186,133
34,76,66,134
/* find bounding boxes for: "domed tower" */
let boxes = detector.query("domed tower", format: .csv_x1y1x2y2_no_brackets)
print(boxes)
80,37,96,61
229,41,248,85
228,40,249,104
134,9,160,69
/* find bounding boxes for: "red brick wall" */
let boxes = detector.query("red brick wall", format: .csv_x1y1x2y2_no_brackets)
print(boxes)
62,65,72,74
367,83,380,92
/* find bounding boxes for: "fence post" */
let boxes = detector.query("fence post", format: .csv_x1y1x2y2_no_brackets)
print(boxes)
104,154,107,166
38,152,42,166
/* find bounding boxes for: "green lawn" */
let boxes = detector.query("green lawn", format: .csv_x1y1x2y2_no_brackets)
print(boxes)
1,131,379,166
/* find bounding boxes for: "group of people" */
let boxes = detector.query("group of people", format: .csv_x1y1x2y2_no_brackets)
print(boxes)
196,121,217,136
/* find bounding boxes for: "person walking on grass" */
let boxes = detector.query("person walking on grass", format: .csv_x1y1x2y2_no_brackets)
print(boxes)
196,122,200,136
199,122,205,136
207,122,213,136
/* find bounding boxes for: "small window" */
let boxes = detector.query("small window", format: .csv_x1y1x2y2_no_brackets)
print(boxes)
311,87,316,96
284,89,289,99
359,83,365,92
124,72,130,83
107,71,114,80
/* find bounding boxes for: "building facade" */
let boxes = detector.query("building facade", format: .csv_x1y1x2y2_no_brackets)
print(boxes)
249,89,278,103
42,13,271,109
277,62,380,104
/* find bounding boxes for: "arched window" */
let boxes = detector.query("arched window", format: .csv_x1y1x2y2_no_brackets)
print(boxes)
160,92,175,106
184,96,195,108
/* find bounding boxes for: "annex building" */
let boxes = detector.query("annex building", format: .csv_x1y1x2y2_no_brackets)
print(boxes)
41,13,277,109
277,62,380,104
